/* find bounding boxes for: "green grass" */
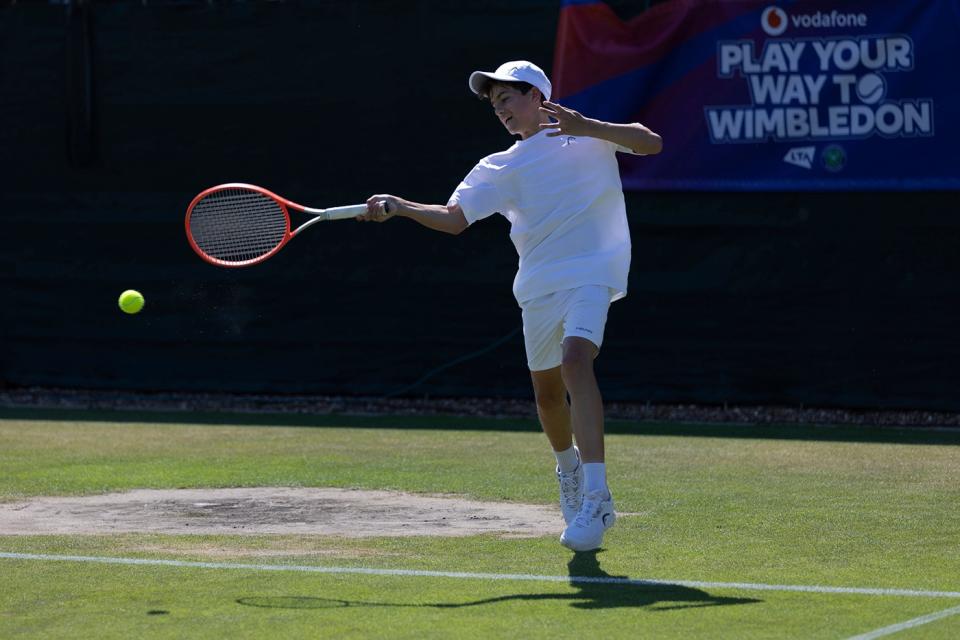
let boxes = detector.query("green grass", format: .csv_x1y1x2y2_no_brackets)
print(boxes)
1,411,960,638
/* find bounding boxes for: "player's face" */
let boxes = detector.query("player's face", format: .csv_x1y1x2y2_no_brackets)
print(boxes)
488,84,543,139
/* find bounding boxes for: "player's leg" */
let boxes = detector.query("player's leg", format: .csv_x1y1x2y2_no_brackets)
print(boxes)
529,366,572,452
560,337,603,463
531,367,583,525
524,295,582,525
558,286,616,551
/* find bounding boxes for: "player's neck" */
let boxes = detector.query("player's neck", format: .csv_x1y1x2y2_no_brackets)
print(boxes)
517,114,551,140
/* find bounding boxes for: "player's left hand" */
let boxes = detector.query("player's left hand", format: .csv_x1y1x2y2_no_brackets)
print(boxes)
539,101,595,138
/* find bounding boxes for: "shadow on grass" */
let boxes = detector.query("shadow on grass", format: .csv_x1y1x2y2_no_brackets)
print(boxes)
235,550,761,612
5,406,960,445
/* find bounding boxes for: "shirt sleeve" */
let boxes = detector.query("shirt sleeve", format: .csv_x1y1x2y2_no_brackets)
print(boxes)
447,159,506,225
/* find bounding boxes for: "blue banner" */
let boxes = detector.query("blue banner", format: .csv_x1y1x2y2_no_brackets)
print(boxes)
553,0,960,190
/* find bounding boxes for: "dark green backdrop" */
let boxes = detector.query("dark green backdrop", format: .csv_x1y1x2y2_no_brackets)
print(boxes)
4,1,959,410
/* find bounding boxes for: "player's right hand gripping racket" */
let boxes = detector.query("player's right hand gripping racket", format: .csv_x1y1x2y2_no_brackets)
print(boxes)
185,183,378,267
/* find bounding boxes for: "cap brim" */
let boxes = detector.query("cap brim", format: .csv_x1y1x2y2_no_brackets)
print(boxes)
468,70,516,97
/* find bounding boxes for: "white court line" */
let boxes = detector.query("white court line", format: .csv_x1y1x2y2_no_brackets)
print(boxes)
2,552,960,600
845,604,960,639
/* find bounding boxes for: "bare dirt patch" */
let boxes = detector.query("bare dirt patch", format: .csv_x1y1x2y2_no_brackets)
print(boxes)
0,487,561,538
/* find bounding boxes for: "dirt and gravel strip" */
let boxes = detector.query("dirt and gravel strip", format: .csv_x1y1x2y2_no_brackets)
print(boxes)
2,387,960,428
0,487,561,538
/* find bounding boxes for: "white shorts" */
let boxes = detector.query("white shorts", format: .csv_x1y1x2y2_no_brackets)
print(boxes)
521,285,614,372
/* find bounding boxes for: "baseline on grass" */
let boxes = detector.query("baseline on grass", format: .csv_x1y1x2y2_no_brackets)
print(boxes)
185,183,387,267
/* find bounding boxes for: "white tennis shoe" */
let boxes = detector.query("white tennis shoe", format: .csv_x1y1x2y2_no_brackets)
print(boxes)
560,489,616,551
556,447,583,525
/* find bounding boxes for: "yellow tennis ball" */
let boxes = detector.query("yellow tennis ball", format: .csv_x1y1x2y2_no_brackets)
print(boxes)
118,289,145,314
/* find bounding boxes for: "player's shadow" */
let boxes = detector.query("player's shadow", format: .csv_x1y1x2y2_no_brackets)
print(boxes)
432,550,761,611
236,550,760,611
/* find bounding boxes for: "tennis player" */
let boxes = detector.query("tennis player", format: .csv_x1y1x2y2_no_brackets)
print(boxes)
360,61,662,551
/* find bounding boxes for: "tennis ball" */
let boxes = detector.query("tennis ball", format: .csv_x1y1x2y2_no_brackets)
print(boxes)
118,289,145,314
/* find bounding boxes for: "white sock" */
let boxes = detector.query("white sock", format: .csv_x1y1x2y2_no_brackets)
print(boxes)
554,446,579,473
582,463,608,496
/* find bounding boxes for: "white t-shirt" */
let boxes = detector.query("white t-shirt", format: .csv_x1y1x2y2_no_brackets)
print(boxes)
448,130,635,304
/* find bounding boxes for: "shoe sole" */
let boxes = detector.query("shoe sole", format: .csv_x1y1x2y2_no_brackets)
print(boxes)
559,533,599,552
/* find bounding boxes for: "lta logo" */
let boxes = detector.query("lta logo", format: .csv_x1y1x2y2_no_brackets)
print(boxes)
761,6,788,36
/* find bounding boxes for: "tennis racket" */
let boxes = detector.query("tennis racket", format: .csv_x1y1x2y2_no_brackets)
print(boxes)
185,183,383,267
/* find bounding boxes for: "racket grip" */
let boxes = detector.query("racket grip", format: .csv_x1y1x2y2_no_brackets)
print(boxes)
320,204,368,221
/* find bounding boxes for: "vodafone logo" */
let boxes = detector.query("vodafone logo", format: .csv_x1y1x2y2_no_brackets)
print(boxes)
761,6,869,35
761,6,788,36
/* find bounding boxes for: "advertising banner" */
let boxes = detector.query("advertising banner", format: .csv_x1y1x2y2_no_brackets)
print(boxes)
553,0,960,190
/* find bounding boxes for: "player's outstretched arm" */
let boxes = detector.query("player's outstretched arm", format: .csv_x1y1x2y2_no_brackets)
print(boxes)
539,101,663,155
359,195,468,235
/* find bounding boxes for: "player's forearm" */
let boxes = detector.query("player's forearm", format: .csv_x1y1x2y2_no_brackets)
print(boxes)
396,200,468,235
586,119,663,155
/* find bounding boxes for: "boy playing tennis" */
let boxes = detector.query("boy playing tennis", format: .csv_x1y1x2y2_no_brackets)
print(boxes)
361,61,662,551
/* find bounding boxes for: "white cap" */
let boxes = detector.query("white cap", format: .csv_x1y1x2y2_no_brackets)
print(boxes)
469,60,552,101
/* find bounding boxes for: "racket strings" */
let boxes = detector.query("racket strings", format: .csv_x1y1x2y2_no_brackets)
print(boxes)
189,188,288,263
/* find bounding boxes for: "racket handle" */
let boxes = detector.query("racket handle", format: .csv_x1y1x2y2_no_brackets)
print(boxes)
325,200,394,219
318,204,368,221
